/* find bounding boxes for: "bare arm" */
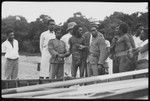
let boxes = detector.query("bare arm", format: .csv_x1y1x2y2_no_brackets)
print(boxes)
1,42,6,56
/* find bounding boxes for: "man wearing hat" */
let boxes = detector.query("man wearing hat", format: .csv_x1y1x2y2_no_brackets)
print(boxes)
61,22,77,77
39,19,56,79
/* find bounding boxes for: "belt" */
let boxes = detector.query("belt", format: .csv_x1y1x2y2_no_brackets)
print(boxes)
115,50,129,57
89,53,99,57
7,58,19,61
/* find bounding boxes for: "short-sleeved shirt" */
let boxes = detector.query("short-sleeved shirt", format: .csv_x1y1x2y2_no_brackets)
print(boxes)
2,39,19,59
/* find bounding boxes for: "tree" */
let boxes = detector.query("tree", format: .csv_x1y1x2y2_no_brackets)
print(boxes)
1,15,29,52
27,14,51,53
61,12,92,35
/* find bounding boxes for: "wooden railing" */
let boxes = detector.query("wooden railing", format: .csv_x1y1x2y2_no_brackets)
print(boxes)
2,69,148,95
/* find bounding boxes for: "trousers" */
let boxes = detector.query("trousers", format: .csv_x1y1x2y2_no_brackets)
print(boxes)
40,48,52,78
87,63,99,77
4,58,18,80
71,55,84,78
51,63,64,79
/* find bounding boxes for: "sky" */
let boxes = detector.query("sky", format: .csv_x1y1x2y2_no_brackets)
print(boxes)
2,2,148,24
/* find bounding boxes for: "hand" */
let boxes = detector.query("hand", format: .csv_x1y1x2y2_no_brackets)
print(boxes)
58,54,65,58
127,49,133,58
97,64,104,69
78,45,85,50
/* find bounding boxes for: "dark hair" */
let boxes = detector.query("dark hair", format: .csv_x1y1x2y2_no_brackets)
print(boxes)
143,28,148,38
6,29,14,36
54,26,62,32
47,19,55,25
72,25,82,37
135,23,142,29
119,23,128,34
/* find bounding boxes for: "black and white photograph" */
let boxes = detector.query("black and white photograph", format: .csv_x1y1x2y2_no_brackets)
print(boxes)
1,1,148,99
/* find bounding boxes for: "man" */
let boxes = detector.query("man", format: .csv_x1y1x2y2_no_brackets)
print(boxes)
105,40,113,74
86,26,107,77
69,25,87,78
61,22,77,77
48,26,69,79
110,23,136,73
133,28,148,70
133,24,144,48
82,25,104,77
2,29,19,80
39,19,56,79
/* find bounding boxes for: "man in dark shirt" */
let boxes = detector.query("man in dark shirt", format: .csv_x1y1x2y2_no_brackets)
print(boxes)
69,25,87,78
110,23,136,73
48,26,69,79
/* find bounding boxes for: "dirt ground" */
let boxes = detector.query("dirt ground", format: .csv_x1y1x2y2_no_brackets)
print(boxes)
1,55,79,80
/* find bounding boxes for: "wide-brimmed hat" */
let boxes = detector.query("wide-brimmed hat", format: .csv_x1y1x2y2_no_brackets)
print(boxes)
67,22,77,31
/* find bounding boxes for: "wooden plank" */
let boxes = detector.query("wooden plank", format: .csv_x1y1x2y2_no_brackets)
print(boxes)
94,86,148,99
33,78,148,99
2,88,77,98
2,69,148,95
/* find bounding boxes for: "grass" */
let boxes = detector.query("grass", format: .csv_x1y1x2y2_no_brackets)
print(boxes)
1,55,79,80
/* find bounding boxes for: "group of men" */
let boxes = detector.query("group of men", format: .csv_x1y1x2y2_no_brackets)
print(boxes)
39,19,148,80
2,19,148,80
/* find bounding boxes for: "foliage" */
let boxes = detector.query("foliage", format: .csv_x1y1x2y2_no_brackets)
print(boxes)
97,11,148,42
1,11,148,54
61,12,92,35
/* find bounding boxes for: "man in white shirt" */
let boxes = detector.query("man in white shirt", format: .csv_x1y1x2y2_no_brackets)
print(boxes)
133,25,144,48
134,28,148,70
105,40,113,74
61,22,77,77
39,19,56,79
2,29,19,80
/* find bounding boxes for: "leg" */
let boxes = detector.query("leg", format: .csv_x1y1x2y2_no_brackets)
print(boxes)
49,63,52,79
11,59,19,79
71,61,78,78
51,64,58,79
87,63,92,77
91,64,99,76
4,59,13,80
57,63,64,79
113,57,119,73
79,61,85,78
40,49,50,79
119,56,132,73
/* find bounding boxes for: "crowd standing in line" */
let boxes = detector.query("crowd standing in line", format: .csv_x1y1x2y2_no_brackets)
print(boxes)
1,18,148,80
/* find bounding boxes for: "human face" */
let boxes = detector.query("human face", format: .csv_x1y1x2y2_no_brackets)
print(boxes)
8,32,14,41
48,21,55,31
78,27,83,36
68,29,73,35
139,32,146,41
55,29,62,40
91,27,97,37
